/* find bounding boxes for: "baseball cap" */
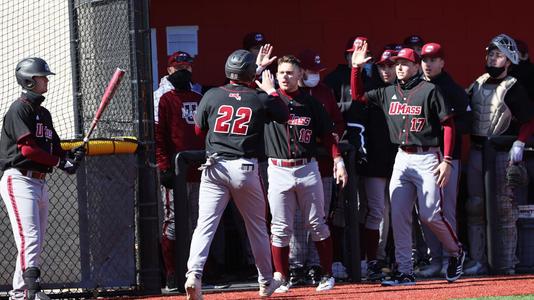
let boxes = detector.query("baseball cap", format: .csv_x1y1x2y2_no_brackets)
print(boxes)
168,51,194,68
376,50,397,65
346,36,368,52
298,49,327,72
243,32,267,50
391,48,420,63
403,35,425,48
384,43,404,52
421,43,444,59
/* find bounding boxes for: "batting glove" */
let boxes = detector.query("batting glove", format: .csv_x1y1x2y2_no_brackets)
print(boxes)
58,157,78,175
509,140,525,164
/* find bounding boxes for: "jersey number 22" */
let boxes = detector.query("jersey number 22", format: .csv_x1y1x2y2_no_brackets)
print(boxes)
214,105,252,135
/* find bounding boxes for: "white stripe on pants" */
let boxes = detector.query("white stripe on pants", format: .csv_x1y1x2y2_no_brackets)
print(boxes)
186,158,273,285
0,168,49,292
389,148,460,274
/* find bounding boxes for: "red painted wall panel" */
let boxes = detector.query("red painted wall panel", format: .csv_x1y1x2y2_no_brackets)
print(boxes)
150,0,534,88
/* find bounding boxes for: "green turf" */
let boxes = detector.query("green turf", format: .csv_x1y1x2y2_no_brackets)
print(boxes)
458,295,534,300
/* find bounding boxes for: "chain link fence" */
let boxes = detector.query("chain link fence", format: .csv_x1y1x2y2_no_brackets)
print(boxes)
0,0,157,298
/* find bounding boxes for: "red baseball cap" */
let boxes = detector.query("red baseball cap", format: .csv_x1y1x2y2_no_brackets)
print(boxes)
391,48,420,63
421,43,444,58
346,36,368,52
167,51,193,68
243,32,268,50
298,49,326,72
376,50,397,65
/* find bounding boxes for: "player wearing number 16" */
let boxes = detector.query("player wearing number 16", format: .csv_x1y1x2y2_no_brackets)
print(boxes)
184,49,289,300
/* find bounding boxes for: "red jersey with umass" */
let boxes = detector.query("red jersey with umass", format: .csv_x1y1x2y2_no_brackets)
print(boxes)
365,76,452,147
155,89,204,172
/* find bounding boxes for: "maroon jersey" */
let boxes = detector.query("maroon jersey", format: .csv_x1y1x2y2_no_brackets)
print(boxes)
155,89,204,172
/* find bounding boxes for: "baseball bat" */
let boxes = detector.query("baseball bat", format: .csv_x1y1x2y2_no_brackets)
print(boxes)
83,68,126,144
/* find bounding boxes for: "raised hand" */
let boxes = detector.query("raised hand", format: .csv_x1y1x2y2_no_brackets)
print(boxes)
256,44,277,71
255,69,276,93
351,39,372,68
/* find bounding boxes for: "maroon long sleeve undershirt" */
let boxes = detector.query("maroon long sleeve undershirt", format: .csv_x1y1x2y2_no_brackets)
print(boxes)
442,118,455,159
18,136,60,167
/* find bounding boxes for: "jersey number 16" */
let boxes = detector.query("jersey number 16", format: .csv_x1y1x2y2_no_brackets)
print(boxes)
214,105,252,135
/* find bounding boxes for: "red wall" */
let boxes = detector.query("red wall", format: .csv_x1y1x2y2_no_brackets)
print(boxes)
150,0,534,88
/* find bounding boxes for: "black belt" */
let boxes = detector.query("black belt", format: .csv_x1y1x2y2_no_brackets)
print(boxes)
18,169,46,180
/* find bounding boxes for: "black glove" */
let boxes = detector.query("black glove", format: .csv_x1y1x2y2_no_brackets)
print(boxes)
58,157,79,175
160,169,174,189
69,145,86,162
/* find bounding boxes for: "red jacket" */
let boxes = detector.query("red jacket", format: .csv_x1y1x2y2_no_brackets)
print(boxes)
155,89,204,180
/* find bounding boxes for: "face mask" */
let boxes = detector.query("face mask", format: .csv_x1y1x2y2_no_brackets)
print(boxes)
485,65,506,78
168,69,192,90
303,73,320,87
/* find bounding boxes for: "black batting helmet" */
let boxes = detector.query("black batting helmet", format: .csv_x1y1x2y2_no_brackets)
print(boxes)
15,57,55,90
224,50,256,82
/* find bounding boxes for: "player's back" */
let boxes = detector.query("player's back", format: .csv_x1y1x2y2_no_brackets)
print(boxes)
196,83,286,159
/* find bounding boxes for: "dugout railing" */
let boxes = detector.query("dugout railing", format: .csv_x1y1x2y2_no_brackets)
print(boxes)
173,143,361,293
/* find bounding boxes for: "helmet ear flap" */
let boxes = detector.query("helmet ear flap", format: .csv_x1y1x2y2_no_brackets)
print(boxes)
24,78,36,89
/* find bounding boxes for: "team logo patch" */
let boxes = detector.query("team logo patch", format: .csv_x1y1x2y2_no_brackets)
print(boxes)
388,102,422,115
392,94,397,100
287,114,311,126
314,55,321,65
255,33,264,42
181,102,198,124
229,93,242,101
424,45,434,53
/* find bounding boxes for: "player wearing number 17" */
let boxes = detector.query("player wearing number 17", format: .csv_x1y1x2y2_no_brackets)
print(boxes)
349,40,465,286
184,49,289,300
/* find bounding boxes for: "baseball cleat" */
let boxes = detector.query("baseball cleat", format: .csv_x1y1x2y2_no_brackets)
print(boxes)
381,272,416,286
446,248,466,282
260,272,284,297
316,275,335,291
185,274,203,300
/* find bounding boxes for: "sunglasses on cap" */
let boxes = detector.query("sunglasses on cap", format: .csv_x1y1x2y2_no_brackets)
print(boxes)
172,54,193,64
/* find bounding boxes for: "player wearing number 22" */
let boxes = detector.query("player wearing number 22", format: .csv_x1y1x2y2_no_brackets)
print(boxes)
350,41,465,286
184,49,288,300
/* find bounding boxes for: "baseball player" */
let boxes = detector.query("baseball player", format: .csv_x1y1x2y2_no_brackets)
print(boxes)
346,46,399,281
350,41,465,285
154,68,204,290
184,49,288,300
0,58,85,300
266,55,348,293
278,49,345,291
417,42,470,277
464,34,534,275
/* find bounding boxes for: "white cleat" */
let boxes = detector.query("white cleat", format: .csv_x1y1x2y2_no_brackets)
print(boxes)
316,276,335,292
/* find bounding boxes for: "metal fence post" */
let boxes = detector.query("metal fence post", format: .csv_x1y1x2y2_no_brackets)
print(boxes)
129,0,161,293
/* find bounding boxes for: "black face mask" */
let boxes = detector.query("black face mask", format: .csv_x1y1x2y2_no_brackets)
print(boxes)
168,69,192,91
485,65,506,78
